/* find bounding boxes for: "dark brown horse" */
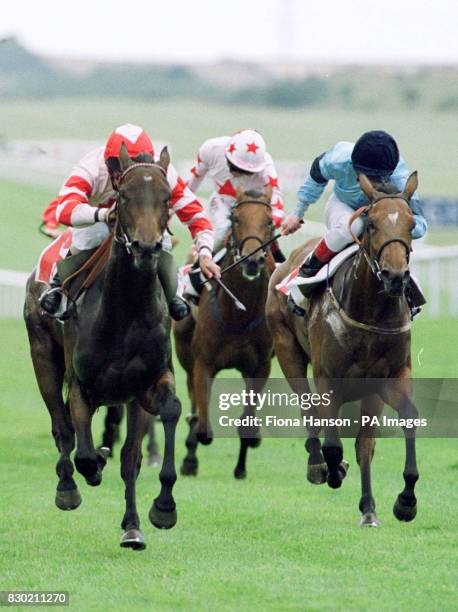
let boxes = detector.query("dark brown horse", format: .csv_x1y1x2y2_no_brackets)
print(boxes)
174,188,274,479
24,145,181,549
266,173,420,526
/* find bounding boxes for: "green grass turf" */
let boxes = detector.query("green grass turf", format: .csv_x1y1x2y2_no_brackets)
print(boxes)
0,317,457,611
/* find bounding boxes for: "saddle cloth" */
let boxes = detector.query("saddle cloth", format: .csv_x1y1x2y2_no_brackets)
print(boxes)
36,229,73,284
276,244,359,305
178,248,227,299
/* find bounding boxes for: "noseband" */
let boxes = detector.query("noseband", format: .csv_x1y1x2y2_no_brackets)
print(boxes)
112,162,167,255
348,195,412,281
229,199,273,261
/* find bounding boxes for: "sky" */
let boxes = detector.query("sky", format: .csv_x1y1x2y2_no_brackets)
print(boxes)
2,0,458,65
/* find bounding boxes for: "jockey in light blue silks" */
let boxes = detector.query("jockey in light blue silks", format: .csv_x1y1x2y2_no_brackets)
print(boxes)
281,130,427,315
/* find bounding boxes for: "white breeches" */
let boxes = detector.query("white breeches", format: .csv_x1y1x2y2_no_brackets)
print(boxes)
70,223,172,253
324,193,365,252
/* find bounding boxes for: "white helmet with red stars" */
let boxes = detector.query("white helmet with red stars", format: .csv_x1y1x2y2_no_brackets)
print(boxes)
226,129,267,173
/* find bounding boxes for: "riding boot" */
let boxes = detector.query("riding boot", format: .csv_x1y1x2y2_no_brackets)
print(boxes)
39,272,65,317
405,277,427,319
299,239,336,278
158,250,191,321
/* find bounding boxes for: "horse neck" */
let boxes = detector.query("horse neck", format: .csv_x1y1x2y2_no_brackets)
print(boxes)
218,251,268,316
99,242,160,325
341,252,408,326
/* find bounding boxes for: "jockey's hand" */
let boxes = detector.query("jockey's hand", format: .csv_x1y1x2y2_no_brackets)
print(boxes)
199,253,221,279
281,214,302,236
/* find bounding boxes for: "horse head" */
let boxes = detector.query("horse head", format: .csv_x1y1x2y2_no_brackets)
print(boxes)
230,186,274,281
114,143,171,269
358,172,418,297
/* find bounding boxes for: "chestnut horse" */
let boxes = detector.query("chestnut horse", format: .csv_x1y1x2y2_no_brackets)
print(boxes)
24,145,181,549
266,173,420,526
174,188,274,479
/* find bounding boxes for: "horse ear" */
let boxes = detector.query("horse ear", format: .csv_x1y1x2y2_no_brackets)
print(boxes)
158,146,170,172
263,185,273,202
403,171,418,200
118,142,133,172
358,173,377,201
236,186,245,201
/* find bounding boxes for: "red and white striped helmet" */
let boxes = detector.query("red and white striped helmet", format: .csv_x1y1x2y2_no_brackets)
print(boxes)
226,129,267,173
104,123,154,160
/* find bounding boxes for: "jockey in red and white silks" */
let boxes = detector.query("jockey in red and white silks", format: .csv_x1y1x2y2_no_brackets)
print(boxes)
187,130,286,256
39,123,219,320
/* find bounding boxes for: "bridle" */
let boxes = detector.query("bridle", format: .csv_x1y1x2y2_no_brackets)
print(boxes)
229,198,274,262
112,162,168,255
348,194,412,282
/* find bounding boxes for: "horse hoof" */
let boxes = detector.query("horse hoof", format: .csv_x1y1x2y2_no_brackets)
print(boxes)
120,529,146,550
246,436,261,449
327,473,343,489
180,459,198,476
393,496,417,522
234,466,246,480
359,512,380,527
196,431,213,446
85,472,102,487
97,445,113,458
98,447,111,462
307,462,328,485
55,488,82,511
147,453,162,468
149,502,177,529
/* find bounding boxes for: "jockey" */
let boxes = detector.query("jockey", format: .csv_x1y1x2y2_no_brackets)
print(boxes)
39,123,220,320
187,129,286,261
282,130,427,276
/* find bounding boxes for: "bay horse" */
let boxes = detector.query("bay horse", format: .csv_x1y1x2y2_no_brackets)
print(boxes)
266,172,420,526
24,144,181,549
174,187,274,479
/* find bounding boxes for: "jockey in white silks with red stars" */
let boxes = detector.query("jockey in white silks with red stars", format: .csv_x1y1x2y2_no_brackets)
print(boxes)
281,130,428,316
39,123,220,320
187,129,287,262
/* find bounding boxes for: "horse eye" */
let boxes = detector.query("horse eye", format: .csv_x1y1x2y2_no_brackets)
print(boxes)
367,220,375,231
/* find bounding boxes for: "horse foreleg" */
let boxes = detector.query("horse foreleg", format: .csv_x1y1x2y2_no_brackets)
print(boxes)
69,381,107,487
381,372,419,522
100,405,124,457
181,370,199,476
356,394,384,527
316,383,347,490
147,416,161,468
148,370,181,530
193,358,215,446
270,321,326,484
120,400,150,550
234,360,271,480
